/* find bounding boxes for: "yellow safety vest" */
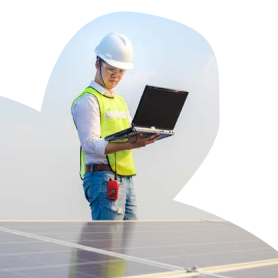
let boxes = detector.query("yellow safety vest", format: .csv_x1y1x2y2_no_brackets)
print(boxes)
72,87,136,179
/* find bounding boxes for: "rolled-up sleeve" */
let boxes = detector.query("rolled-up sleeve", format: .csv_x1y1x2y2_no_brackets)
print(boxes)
71,94,109,156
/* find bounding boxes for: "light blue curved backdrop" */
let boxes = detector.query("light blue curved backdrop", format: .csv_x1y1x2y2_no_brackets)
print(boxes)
0,12,219,220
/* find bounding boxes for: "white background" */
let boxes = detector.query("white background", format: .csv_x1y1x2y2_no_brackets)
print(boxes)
0,0,277,252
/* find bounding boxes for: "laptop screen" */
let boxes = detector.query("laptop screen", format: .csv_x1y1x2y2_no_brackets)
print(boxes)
133,86,188,130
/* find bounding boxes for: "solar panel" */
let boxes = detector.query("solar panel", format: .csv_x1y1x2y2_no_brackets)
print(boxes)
0,220,277,278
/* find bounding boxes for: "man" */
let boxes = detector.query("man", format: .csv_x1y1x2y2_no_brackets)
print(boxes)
71,33,159,220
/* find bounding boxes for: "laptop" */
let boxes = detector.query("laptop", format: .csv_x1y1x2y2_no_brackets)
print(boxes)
104,85,189,142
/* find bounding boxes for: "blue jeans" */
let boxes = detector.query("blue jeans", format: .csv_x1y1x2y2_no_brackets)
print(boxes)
83,171,138,220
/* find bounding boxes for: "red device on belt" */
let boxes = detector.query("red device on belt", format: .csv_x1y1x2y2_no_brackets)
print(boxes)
107,153,119,200
108,179,119,200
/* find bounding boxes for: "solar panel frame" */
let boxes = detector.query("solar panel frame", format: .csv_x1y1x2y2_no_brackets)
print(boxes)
218,264,278,278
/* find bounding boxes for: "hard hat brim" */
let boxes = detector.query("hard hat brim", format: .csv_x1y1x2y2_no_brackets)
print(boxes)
95,52,134,70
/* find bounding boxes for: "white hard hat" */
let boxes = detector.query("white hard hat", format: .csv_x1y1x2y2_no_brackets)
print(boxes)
95,33,134,70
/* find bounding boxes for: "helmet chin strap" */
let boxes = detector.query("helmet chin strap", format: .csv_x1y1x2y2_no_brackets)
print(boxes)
97,56,107,89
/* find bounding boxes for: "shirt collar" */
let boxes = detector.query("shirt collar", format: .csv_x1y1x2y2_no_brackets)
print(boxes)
89,80,116,98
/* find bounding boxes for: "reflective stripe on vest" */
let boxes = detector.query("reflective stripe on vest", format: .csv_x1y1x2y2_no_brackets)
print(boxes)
72,87,136,179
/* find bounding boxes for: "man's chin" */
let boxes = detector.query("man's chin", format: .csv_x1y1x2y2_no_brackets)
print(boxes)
107,82,118,88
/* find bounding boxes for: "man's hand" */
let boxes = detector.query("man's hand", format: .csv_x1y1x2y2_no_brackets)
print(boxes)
129,133,160,149
104,133,160,154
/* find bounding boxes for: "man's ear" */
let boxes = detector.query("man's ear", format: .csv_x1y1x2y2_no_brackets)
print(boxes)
95,60,99,70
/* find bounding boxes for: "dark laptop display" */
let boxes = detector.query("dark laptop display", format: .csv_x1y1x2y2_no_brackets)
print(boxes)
133,85,188,130
105,85,188,142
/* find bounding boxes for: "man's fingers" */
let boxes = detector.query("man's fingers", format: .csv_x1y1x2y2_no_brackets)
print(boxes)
151,134,160,140
136,133,160,146
146,134,160,143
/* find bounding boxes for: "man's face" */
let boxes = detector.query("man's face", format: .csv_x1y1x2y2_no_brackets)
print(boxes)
97,61,126,89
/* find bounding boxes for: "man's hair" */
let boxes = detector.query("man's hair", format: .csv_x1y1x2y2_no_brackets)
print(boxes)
96,56,104,65
96,56,115,69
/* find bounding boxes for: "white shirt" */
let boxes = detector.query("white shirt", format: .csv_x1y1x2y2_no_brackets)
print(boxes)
71,81,132,165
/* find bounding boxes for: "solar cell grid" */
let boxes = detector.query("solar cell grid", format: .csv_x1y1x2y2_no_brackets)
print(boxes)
0,220,277,278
